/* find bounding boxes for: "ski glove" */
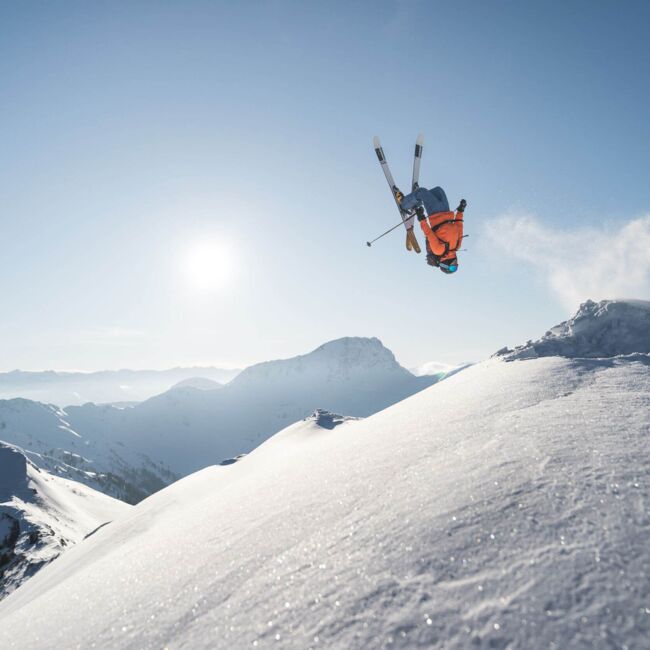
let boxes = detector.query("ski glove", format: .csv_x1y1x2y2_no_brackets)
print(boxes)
457,199,467,213
415,206,427,222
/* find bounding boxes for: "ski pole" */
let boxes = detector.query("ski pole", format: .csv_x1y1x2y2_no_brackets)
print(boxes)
367,222,469,247
366,219,406,247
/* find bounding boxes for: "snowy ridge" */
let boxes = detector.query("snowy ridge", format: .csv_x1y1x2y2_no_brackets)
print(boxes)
497,299,650,360
0,399,176,503
229,337,413,388
1,349,648,648
0,443,129,600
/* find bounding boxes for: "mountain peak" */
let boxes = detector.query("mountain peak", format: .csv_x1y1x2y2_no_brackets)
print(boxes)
314,336,384,352
310,336,401,368
230,336,411,389
497,299,650,360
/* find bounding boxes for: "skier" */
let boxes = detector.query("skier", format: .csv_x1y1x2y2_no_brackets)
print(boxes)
371,135,467,272
398,187,466,274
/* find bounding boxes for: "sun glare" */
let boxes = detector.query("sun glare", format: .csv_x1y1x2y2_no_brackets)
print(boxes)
183,240,236,292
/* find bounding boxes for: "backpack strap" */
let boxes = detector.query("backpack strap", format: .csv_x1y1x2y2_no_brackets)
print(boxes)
431,218,463,255
431,218,464,232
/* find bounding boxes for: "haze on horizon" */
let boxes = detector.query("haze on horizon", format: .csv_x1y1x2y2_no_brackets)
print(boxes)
2,1,650,372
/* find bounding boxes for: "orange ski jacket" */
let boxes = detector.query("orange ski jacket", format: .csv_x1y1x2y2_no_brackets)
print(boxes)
419,210,464,262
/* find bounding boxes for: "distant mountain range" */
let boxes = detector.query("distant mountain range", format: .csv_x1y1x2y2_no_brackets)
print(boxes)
63,337,441,476
0,367,241,406
0,337,443,496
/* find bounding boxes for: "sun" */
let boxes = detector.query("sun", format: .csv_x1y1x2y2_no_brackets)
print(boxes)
182,240,236,292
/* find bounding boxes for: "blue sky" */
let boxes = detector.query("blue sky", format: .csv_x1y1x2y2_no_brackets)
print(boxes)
2,0,650,370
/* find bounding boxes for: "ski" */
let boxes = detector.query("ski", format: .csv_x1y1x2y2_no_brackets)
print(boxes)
373,136,402,205
411,133,424,192
372,136,420,253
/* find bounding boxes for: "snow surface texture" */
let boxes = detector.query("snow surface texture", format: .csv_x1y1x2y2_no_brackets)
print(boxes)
0,443,129,600
61,337,438,477
0,399,176,503
497,299,650,360
1,348,648,648
0,367,240,406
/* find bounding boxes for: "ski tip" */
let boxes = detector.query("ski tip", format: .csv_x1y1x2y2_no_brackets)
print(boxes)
372,136,381,148
416,132,424,145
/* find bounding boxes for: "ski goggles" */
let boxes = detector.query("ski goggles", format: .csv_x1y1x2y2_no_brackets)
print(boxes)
439,262,458,273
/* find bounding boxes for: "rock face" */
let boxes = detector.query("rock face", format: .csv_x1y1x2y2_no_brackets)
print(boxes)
0,447,27,590
0,446,27,501
496,299,650,360
305,409,360,430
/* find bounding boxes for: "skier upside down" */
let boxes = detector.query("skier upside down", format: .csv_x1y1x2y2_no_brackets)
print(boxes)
372,135,467,275
398,187,466,273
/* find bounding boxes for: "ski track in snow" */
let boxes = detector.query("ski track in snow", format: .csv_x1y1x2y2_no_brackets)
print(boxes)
0,354,649,649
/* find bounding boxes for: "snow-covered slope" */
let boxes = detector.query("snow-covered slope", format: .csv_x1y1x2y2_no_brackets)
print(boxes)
1,320,648,648
0,443,129,600
63,337,439,476
0,367,240,406
0,399,176,503
497,298,650,360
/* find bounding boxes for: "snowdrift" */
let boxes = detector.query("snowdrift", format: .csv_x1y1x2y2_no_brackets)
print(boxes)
1,340,649,647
